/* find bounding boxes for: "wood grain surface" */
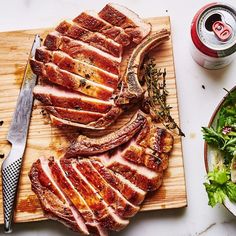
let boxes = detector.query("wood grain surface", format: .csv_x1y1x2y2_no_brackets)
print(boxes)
0,16,187,224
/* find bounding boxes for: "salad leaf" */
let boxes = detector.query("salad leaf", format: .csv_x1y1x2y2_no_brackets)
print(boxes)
202,126,236,159
204,166,236,207
207,167,229,184
202,127,225,148
204,182,226,207
203,89,236,207
224,181,236,202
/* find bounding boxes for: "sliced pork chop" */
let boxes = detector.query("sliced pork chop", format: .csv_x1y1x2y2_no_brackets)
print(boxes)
56,20,123,57
121,142,165,171
75,159,140,218
99,3,151,43
93,151,163,192
35,48,119,89
29,158,89,235
48,158,108,236
33,84,113,113
30,60,114,100
44,33,121,75
60,158,129,231
90,160,146,205
73,11,131,46
121,121,173,170
65,112,147,157
44,106,104,124
50,105,123,130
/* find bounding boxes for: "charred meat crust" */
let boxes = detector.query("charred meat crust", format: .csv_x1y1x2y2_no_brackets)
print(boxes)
65,112,147,157
98,3,151,43
44,34,120,75
56,20,123,58
73,11,131,46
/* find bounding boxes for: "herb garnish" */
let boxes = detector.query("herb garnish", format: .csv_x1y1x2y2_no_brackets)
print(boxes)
143,58,185,137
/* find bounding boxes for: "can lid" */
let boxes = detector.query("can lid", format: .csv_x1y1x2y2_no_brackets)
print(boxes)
197,3,236,57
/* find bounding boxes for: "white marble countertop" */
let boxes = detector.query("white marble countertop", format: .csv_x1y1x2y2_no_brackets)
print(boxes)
1,0,236,235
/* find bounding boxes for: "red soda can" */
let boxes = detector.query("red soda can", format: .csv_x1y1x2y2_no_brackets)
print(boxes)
191,2,236,69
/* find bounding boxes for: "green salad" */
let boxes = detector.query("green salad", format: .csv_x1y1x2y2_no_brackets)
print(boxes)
202,90,236,207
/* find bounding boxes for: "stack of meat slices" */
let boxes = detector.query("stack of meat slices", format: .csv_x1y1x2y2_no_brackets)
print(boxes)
30,3,151,130
29,112,174,235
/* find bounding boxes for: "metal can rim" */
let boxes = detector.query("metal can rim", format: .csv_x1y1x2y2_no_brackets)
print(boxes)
191,2,236,58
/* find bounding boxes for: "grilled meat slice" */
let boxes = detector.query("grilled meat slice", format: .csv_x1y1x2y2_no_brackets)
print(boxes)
56,20,123,58
65,112,147,157
44,33,121,75
99,3,151,43
30,60,114,100
90,160,146,205
122,142,170,171
94,151,163,192
48,158,108,236
122,120,174,170
44,106,104,124
73,11,131,46
29,158,89,235
33,84,113,113
35,48,119,89
60,158,129,231
75,159,140,218
50,106,123,130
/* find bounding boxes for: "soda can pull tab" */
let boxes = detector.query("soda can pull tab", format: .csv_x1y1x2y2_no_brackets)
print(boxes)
212,21,232,41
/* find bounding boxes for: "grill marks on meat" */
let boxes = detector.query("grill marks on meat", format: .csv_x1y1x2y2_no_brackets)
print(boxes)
56,20,122,58
74,11,131,46
99,3,151,43
44,33,121,75
34,48,119,89
122,121,174,171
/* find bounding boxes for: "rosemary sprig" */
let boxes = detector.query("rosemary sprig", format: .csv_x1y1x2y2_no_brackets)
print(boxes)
143,58,185,137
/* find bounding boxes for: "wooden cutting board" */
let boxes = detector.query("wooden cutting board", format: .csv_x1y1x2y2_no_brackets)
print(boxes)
0,16,187,224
